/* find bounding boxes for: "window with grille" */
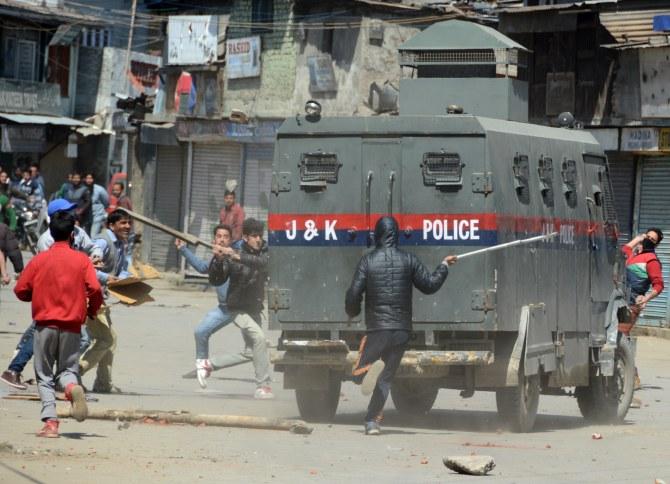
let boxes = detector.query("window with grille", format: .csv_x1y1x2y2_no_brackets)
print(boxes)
421,152,462,186
80,28,112,47
299,152,341,186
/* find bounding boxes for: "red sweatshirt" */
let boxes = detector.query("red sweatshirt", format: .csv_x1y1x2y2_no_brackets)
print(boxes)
14,241,103,333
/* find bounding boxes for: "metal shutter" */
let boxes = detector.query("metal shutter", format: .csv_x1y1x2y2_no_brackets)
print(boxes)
189,142,241,261
607,155,636,242
243,143,274,226
637,158,670,326
150,145,184,271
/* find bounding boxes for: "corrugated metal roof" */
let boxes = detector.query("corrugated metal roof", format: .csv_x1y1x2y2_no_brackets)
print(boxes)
600,9,670,46
500,0,616,14
0,112,91,127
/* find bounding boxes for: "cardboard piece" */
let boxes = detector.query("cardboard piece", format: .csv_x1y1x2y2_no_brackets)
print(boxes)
109,280,154,305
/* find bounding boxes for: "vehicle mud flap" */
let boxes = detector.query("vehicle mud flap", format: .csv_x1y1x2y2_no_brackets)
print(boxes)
505,306,530,386
601,288,628,376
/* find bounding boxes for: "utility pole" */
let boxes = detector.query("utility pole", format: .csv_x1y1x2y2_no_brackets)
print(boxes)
124,0,138,94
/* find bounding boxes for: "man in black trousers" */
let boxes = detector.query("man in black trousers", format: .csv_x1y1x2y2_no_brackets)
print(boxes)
346,216,456,435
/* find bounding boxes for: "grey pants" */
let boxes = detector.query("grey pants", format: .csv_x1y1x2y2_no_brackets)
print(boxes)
231,312,271,387
33,326,80,421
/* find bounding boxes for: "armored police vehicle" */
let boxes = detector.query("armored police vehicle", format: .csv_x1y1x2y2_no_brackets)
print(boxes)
268,20,634,431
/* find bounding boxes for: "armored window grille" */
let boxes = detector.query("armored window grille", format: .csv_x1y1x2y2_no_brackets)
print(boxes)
513,154,530,204
538,156,553,182
421,152,463,186
513,154,529,182
299,152,341,186
561,159,577,187
538,156,554,206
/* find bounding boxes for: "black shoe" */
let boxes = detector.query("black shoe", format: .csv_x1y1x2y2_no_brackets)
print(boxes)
365,421,381,436
0,370,27,390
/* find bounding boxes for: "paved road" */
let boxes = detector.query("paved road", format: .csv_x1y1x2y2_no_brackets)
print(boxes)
1,281,669,483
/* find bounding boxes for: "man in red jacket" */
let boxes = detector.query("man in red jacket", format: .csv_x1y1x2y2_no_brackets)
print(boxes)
14,211,103,438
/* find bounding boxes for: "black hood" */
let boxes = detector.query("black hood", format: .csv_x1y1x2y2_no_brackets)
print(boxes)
374,216,398,248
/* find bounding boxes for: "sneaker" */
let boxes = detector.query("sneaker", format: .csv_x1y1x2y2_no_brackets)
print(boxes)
361,360,385,396
0,370,27,390
634,373,642,391
65,383,88,422
196,359,213,389
36,419,59,438
254,386,275,400
365,420,381,436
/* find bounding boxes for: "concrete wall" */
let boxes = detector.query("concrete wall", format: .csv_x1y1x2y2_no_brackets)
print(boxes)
610,49,641,123
75,47,105,118
293,18,418,116
223,0,298,117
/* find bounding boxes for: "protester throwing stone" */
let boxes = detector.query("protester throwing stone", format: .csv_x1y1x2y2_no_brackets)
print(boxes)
14,211,103,438
345,215,456,435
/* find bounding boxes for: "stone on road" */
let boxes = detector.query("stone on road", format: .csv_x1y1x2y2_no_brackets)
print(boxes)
444,455,495,475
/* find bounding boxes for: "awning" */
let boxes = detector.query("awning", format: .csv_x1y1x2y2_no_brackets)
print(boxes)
0,112,91,127
75,126,115,137
140,122,178,146
600,9,670,49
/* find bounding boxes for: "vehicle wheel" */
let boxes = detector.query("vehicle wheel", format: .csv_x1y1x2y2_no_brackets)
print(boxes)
27,233,37,255
391,379,439,415
496,370,540,433
295,373,342,422
575,338,635,424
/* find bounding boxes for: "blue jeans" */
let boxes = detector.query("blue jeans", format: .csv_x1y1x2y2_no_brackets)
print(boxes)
194,306,233,359
8,322,90,374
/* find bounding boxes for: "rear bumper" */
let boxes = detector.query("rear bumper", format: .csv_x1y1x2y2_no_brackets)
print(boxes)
272,339,494,376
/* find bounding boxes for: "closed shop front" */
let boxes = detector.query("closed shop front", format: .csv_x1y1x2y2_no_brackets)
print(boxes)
150,144,185,271
636,157,670,326
243,143,273,225
607,154,636,242
189,142,241,260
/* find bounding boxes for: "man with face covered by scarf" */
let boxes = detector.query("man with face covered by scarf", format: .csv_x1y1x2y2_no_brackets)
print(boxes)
620,228,665,336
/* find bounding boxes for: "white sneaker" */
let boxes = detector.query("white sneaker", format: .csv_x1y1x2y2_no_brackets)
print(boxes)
254,386,275,400
195,359,213,389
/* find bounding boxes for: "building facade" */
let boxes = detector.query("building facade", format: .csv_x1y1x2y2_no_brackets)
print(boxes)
499,1,670,327
140,0,459,271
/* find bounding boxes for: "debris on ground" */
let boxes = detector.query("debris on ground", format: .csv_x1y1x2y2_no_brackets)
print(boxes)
630,397,642,409
56,408,313,434
591,433,603,440
443,455,495,476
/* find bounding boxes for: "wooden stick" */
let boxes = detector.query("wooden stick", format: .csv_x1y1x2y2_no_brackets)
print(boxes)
117,208,214,249
56,408,313,434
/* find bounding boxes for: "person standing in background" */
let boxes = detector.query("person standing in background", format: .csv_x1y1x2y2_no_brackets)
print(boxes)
85,173,109,238
219,190,245,242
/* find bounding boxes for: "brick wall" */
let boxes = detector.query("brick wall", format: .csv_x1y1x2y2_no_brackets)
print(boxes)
223,0,298,118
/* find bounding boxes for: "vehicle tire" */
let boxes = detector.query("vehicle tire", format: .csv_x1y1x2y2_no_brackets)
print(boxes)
26,232,37,255
295,373,342,423
495,370,540,433
391,379,439,415
575,338,635,424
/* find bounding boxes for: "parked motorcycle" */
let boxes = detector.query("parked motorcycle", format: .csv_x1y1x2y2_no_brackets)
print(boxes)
14,197,47,254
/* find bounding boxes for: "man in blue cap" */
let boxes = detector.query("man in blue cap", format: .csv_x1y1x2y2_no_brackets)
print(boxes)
0,199,102,390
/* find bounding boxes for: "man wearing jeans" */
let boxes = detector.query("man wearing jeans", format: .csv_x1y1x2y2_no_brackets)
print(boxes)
176,224,252,388
209,218,273,399
346,216,455,435
14,211,102,437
